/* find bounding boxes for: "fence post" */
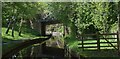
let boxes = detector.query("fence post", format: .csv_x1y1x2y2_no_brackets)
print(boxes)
97,33,100,51
117,32,119,50
81,36,84,51
117,12,120,55
117,31,120,55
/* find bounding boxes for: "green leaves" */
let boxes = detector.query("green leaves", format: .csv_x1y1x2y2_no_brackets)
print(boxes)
2,2,118,34
2,2,47,21
49,2,118,34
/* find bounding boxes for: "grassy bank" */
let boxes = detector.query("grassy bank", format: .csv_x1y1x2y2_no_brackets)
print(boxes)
2,27,40,42
65,37,120,59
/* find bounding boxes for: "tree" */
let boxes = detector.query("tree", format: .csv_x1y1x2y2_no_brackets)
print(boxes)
49,2,118,39
2,2,47,37
93,2,118,33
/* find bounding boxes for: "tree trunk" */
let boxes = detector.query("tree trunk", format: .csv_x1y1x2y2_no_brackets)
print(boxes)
66,26,69,34
6,20,12,34
63,26,65,36
19,19,23,36
70,11,78,39
29,19,34,29
63,26,69,36
12,20,16,37
70,22,77,39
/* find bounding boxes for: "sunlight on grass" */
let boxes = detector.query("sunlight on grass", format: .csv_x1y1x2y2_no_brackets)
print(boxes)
2,27,40,41
70,37,120,58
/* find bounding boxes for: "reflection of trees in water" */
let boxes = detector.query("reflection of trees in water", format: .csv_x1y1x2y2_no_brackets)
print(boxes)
46,36,64,48
46,24,64,48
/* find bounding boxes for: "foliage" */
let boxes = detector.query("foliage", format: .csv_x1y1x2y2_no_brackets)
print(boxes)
2,2,120,58
49,2,79,41
3,2,118,38
2,2,47,21
49,2,118,34
2,2,48,36
48,3,119,56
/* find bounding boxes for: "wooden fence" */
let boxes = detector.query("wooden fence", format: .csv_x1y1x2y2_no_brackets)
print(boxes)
78,33,119,51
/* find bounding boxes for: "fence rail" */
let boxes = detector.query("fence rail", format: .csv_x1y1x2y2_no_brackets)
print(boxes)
77,33,119,51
